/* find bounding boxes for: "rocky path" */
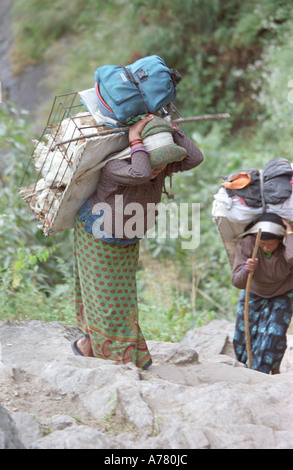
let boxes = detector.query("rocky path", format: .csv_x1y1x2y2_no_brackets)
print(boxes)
1,319,293,449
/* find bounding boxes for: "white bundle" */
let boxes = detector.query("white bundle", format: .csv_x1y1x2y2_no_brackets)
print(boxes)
19,179,63,225
212,187,262,224
32,141,74,186
34,179,63,218
266,193,293,221
212,186,293,224
20,100,129,235
22,114,90,229
32,112,95,187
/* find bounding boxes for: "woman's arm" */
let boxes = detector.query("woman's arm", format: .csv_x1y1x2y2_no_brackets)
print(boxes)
231,236,257,289
282,219,293,265
101,115,154,185
165,126,204,175
102,152,152,185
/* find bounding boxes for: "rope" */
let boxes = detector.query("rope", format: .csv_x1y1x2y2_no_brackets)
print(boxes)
259,169,266,213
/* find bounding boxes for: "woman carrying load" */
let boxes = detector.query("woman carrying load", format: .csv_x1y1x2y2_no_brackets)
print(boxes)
232,213,293,374
72,114,204,369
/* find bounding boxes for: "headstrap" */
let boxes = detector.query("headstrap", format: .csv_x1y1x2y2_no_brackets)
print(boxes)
239,221,286,238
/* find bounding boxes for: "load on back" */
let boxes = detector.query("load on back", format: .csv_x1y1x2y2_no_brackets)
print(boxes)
212,157,293,267
19,56,181,236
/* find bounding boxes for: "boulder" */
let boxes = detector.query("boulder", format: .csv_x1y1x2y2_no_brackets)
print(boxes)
0,404,25,449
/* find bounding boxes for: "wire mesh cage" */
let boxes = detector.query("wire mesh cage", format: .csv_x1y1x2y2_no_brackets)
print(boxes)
19,91,128,236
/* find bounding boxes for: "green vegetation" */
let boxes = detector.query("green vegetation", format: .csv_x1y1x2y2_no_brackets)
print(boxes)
0,104,75,325
1,0,293,341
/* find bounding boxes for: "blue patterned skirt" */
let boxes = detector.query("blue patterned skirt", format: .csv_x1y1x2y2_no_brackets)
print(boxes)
233,289,293,374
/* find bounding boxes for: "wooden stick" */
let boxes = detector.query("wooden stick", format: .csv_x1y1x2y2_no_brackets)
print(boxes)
50,113,231,150
174,113,230,124
244,228,262,369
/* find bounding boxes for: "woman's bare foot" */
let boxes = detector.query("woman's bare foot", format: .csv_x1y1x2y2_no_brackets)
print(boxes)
77,336,94,357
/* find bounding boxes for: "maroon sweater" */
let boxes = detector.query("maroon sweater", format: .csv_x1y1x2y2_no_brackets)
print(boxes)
231,234,293,297
88,130,203,238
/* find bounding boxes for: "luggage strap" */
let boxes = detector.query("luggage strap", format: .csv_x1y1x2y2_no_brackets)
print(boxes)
120,65,149,115
259,169,266,212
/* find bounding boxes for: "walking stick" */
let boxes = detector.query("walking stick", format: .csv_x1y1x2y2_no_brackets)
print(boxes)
244,228,262,369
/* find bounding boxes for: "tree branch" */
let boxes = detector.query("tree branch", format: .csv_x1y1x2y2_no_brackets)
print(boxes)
50,113,231,150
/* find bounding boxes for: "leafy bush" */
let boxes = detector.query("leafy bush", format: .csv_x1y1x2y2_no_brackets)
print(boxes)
0,104,74,323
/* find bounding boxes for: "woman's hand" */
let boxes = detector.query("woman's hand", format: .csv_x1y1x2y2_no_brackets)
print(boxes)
245,258,258,273
129,114,154,142
282,218,293,234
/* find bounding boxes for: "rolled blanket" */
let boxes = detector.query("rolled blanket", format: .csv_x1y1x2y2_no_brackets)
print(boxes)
141,116,187,168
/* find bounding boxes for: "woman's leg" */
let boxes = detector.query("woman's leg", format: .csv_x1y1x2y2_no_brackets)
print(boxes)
233,290,248,365
73,218,152,369
233,290,293,374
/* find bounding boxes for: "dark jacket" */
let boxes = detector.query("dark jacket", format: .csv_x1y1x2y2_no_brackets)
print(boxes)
225,158,293,208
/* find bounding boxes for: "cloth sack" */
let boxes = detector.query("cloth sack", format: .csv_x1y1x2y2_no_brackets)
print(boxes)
221,172,251,190
223,168,261,207
141,116,187,169
223,158,293,208
95,55,176,124
263,157,293,205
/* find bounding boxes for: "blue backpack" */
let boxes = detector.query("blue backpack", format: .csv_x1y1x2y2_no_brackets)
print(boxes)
94,55,178,124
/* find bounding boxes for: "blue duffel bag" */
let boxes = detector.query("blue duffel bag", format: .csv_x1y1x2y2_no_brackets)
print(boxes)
94,55,179,124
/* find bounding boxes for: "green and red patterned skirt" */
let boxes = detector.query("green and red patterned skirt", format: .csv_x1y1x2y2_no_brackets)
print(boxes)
73,218,152,369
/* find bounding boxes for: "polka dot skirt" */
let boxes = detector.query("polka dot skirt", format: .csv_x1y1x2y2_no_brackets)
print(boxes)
73,217,152,369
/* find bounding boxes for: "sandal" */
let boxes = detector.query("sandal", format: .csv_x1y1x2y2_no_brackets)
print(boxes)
71,338,84,356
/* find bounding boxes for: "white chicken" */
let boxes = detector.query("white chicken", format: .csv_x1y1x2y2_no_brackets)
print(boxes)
32,140,73,186
23,110,100,234
34,179,63,222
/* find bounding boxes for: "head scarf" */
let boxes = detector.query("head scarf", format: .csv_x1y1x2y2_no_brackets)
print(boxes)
243,213,286,240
